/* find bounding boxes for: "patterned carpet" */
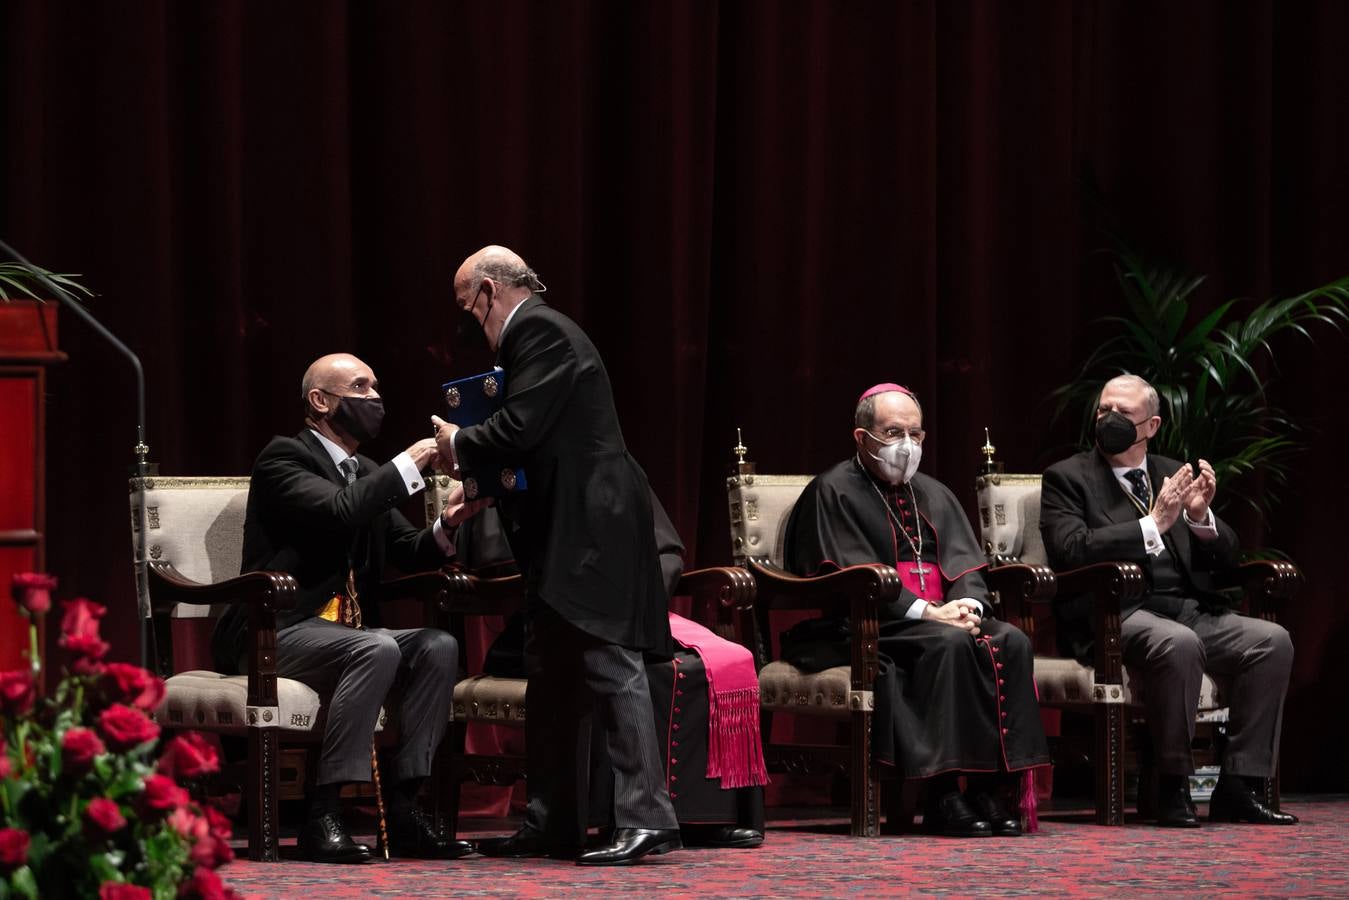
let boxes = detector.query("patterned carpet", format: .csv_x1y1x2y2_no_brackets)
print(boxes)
218,797,1348,898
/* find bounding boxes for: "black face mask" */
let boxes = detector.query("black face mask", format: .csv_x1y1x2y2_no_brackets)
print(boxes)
1095,409,1145,455
324,392,385,444
456,284,494,352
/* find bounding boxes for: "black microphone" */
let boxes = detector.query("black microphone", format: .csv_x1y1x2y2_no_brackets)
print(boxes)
0,237,156,670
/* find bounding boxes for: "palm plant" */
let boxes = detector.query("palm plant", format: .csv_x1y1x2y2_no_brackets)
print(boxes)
1053,242,1349,519
0,262,93,301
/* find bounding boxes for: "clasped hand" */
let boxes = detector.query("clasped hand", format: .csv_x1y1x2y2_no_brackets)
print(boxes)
924,599,982,635
1153,459,1217,532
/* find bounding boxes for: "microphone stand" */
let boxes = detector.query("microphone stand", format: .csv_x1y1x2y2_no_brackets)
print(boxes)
0,238,155,671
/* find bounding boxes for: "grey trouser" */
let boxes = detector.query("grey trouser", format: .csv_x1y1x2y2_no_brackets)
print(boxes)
523,603,677,841
1122,598,1293,777
277,618,457,786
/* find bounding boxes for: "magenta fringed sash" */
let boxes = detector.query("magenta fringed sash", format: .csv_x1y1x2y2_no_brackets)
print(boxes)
667,613,769,789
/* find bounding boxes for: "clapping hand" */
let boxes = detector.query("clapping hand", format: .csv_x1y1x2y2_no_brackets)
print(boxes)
1180,459,1217,522
1152,465,1194,532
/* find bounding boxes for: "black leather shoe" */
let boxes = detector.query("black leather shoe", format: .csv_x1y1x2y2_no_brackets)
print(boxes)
1208,777,1298,825
298,812,373,864
386,809,476,859
478,826,580,859
970,792,1022,837
575,828,682,866
682,824,764,848
922,791,993,837
1154,781,1201,828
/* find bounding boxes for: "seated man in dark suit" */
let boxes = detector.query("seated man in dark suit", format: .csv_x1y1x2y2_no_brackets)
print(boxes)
1040,374,1296,828
211,353,489,863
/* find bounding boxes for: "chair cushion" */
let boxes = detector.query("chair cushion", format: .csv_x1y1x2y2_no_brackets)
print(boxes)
1033,657,1225,714
758,661,854,717
453,674,527,725
154,670,389,734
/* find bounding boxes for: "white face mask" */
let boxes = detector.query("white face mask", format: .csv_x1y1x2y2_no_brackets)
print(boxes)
865,433,922,485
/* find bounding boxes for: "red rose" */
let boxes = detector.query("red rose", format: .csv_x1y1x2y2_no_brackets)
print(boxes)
157,732,219,780
59,598,110,661
98,704,160,752
62,727,106,775
100,885,152,900
176,865,239,900
86,797,127,834
73,656,107,677
202,804,233,840
139,774,189,815
189,832,234,870
11,572,56,616
0,670,36,718
0,828,29,872
101,663,166,712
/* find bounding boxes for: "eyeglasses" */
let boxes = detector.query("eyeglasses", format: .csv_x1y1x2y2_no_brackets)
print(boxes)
871,427,925,444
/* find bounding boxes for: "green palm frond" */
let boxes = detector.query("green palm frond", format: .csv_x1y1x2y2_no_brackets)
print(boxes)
0,263,95,301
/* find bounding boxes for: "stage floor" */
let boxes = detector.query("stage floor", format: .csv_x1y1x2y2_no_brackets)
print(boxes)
217,796,1348,897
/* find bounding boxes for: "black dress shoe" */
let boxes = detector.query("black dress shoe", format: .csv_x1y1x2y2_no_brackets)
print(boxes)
1154,782,1201,828
386,809,476,859
681,824,764,848
478,826,580,859
1208,777,1299,825
298,812,373,864
970,792,1022,837
922,791,993,838
575,828,682,866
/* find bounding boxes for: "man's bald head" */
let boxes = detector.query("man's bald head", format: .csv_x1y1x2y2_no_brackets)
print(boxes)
454,245,541,298
301,353,378,420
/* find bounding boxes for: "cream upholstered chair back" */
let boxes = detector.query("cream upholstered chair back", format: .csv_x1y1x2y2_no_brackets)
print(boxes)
974,473,1048,566
727,473,814,567
129,476,250,620
422,473,462,527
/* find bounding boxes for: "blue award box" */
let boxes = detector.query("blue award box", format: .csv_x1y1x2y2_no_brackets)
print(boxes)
441,368,528,499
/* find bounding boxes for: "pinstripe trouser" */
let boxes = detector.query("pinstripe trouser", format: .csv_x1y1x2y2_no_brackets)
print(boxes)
523,603,678,841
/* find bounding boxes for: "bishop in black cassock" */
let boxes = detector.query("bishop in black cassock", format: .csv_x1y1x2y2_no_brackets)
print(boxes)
783,384,1048,837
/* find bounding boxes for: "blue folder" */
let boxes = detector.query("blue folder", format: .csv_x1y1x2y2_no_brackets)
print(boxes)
440,368,528,499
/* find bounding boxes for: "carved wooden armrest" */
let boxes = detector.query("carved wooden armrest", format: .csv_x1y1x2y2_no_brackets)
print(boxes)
440,568,527,617
745,559,899,612
378,569,456,604
1054,561,1146,605
147,562,297,613
675,565,756,610
1224,559,1303,616
985,563,1056,603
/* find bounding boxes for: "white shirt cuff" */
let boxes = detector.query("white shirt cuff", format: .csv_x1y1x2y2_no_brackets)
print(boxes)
392,451,427,496
1139,514,1165,557
1184,507,1219,539
431,517,456,556
903,596,930,620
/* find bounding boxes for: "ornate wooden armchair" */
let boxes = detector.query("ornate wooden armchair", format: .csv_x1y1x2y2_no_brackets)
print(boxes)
130,475,411,861
726,444,1054,837
415,475,757,836
974,462,1301,824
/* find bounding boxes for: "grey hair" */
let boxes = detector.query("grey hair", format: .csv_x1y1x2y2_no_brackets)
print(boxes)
1103,373,1160,417
473,257,544,293
854,390,922,429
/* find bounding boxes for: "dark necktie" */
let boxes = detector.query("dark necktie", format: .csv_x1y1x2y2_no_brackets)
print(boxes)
1124,468,1151,513
331,457,363,628
339,456,358,485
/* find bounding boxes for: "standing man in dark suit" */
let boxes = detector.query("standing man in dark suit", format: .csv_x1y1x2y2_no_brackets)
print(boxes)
211,353,487,863
434,245,680,866
1040,374,1296,828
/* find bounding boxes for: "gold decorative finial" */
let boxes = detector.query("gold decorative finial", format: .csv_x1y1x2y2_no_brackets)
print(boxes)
980,427,1001,475
729,427,755,480
734,427,748,465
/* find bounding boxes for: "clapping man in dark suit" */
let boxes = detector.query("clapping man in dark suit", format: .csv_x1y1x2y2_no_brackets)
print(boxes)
434,245,681,866
1040,374,1296,828
211,353,489,863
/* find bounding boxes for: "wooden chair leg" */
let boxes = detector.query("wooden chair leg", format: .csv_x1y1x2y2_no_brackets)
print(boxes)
1094,702,1125,826
248,728,280,861
850,709,880,837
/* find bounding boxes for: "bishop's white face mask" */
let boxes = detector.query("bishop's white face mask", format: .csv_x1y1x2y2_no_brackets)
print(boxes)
866,432,922,485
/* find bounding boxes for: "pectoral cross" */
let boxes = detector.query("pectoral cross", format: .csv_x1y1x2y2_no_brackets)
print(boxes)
911,562,932,593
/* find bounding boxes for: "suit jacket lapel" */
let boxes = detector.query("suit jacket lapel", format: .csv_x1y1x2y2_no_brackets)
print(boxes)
1088,451,1138,525
297,429,348,487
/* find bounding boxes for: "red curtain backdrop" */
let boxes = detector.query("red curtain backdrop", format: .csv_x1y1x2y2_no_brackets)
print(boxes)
3,1,1346,790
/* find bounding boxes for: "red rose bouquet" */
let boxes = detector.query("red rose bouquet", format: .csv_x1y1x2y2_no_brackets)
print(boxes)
2,573,243,898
